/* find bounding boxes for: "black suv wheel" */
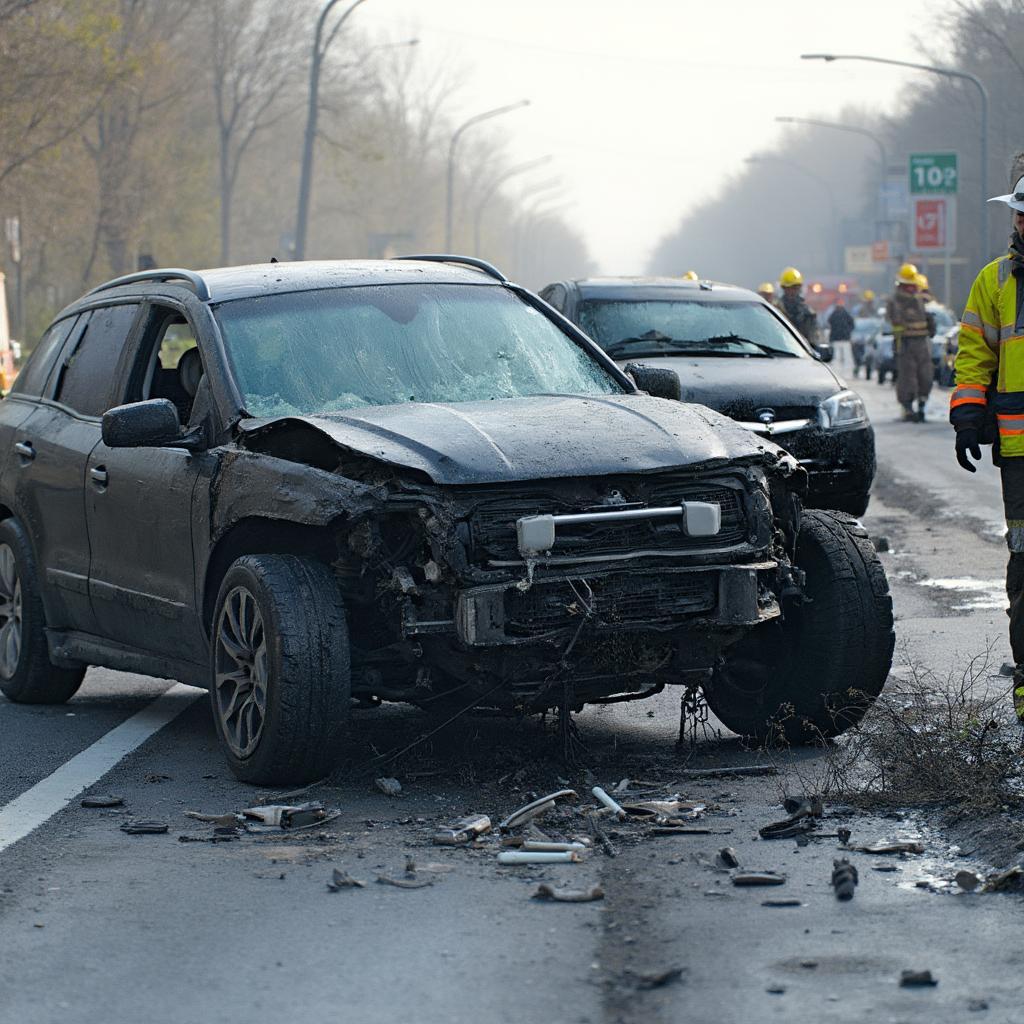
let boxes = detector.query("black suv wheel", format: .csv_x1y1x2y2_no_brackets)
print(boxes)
0,518,85,704
707,509,893,743
211,554,351,784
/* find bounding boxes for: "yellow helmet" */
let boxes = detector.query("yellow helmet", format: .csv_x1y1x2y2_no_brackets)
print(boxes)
862,289,875,301
757,281,775,296
895,262,919,286
779,266,803,288
682,270,699,281
915,272,930,292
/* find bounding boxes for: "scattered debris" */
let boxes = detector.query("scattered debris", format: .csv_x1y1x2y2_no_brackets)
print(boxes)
592,787,628,821
982,866,1024,892
81,794,123,808
432,814,491,846
766,985,786,995
716,847,740,869
837,828,852,845
120,820,168,835
533,883,604,903
831,859,858,901
241,802,337,832
497,850,582,865
1000,662,1015,677
955,870,981,892
874,536,890,553
520,841,588,853
498,790,576,832
732,872,786,887
588,813,616,858
622,798,705,820
679,765,777,778
761,899,802,907
185,811,243,827
177,832,237,844
844,840,925,856
900,970,938,988
759,817,817,840
631,966,684,989
968,999,990,1012
648,826,727,836
782,795,824,818
872,863,899,873
374,777,402,798
326,869,366,891
376,874,433,889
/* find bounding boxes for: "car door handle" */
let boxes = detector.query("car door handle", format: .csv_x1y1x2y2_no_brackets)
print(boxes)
14,441,34,461
90,466,108,486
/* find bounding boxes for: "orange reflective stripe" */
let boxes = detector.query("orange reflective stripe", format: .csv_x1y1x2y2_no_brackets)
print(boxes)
951,384,988,409
960,322,984,338
951,396,987,408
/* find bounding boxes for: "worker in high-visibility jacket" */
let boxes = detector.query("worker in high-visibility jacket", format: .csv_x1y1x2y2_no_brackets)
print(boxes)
951,172,1024,721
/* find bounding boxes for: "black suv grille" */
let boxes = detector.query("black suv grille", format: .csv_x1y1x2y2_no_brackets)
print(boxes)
469,477,747,564
504,571,715,638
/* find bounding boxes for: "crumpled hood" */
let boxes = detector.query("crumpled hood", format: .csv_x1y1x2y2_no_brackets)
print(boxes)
238,394,783,485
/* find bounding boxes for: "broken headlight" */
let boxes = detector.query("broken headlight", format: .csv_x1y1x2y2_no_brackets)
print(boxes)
817,389,868,431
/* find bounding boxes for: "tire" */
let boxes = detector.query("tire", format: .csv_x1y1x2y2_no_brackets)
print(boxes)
210,554,350,785
707,510,894,744
0,517,85,704
828,491,870,517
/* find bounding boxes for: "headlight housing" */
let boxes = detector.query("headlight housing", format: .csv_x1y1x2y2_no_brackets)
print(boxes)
817,389,868,431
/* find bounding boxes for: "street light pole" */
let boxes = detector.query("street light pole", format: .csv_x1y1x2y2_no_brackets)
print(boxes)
801,53,991,262
473,155,552,257
295,0,368,261
444,100,529,252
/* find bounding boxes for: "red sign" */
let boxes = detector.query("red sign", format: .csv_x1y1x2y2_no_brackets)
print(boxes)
913,197,953,251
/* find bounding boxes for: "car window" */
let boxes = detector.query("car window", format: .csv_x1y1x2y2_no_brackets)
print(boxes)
9,316,78,398
541,284,566,312
214,284,623,418
55,304,139,417
577,298,807,357
134,312,202,423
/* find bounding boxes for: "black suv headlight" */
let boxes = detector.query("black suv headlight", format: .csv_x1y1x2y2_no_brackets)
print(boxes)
817,390,868,431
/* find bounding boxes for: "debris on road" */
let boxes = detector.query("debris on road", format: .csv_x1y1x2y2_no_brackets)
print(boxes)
955,870,981,892
631,966,684,989
831,859,859,901
837,828,852,845
717,847,740,869
326,869,366,891
872,863,899,873
591,787,628,821
981,866,1024,892
519,841,588,853
120,820,169,835
432,814,491,846
732,872,786,886
376,858,435,889
648,826,726,836
761,899,802,907
81,794,123,808
241,802,337,832
782,795,824,818
498,790,576,832
185,811,243,827
760,817,816,840
874,536,891,552
844,840,925,855
621,798,705,821
1000,662,1015,677
588,813,616,858
374,777,402,798
532,883,604,903
900,970,938,988
497,850,582,865
679,765,777,779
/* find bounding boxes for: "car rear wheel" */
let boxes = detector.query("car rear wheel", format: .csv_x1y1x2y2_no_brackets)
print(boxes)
0,518,85,704
211,554,350,785
706,510,893,744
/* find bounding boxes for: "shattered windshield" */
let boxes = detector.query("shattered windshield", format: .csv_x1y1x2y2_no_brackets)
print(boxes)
577,298,807,358
214,283,623,417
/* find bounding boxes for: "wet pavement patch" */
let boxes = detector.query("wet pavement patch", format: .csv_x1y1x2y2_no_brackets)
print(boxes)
916,576,1007,611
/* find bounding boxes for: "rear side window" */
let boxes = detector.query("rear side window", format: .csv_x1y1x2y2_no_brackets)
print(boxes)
55,304,139,417
10,316,78,397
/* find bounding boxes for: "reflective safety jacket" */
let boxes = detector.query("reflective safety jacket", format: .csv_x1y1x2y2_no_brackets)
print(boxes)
950,255,1024,457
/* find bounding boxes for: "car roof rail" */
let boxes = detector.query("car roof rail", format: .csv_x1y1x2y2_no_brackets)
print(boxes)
395,254,508,284
86,268,210,302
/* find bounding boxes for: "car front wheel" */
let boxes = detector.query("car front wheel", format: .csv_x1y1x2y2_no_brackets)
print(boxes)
211,554,351,785
706,510,894,744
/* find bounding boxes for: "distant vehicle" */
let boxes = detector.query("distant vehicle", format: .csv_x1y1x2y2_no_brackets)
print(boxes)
540,276,876,516
850,315,882,379
927,303,957,387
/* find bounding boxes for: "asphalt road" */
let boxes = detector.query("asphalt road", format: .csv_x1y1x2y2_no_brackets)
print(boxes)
1,371,1021,1024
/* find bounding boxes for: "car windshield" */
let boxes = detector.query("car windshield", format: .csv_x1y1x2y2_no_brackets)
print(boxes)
214,283,624,417
576,298,806,358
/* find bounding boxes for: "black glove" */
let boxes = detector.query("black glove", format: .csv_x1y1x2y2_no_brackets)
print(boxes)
955,427,982,473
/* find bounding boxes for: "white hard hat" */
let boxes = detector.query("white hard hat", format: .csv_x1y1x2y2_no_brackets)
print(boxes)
988,175,1024,213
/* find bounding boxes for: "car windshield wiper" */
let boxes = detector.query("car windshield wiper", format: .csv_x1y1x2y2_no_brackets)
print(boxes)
699,334,797,357
602,330,692,358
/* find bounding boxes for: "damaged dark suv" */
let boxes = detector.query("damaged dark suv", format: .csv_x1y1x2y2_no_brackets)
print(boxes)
0,257,894,783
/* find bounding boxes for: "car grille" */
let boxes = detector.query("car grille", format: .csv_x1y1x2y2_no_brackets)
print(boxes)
503,571,715,638
468,476,747,564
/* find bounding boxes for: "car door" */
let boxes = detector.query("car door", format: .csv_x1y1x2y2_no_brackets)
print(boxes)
13,306,140,633
84,302,207,662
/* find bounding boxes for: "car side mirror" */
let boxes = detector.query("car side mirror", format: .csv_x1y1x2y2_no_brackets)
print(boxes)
625,362,682,401
813,342,834,363
102,399,207,451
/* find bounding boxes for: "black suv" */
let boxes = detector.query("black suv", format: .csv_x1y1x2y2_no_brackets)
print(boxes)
0,258,893,783
540,277,876,516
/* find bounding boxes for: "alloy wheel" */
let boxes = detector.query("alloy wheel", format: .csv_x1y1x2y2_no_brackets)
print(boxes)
0,544,22,680
214,585,269,759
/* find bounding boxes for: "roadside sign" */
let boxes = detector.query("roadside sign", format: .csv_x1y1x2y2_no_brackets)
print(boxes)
871,241,891,262
912,196,956,251
844,245,878,274
879,179,910,220
909,153,958,195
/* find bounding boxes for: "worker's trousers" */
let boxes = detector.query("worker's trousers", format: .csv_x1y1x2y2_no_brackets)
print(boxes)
895,336,932,406
1002,459,1024,668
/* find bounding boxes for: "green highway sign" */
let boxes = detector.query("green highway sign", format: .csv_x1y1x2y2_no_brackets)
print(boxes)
909,153,958,195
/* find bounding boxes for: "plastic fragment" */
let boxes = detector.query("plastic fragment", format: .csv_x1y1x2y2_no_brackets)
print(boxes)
900,970,938,987
432,814,491,845
327,869,366,891
120,820,168,835
498,790,577,832
831,858,859,900
591,787,627,821
374,777,402,798
532,883,604,903
81,794,123,808
497,850,582,865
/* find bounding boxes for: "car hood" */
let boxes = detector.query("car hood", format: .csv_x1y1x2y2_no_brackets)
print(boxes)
620,355,843,419
238,394,784,485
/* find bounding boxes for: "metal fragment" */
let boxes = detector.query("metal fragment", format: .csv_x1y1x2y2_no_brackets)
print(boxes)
591,787,627,820
498,790,577,832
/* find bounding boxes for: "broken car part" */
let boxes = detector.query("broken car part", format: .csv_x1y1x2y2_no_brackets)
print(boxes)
432,814,491,846
532,883,604,903
498,790,577,832
591,787,627,820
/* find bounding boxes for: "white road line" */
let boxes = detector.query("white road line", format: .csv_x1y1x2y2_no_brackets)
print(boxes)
0,682,204,854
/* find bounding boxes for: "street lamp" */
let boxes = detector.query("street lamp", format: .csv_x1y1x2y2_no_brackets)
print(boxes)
473,155,552,257
746,154,840,272
295,0,369,261
801,53,991,261
444,100,530,252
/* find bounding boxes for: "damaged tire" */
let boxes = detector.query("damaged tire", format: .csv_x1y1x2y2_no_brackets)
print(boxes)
211,554,350,785
0,517,85,704
707,509,893,744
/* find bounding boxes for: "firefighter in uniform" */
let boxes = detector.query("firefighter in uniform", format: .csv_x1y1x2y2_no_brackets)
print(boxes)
778,267,820,347
888,262,935,421
951,173,1024,721
757,282,777,305
857,289,877,316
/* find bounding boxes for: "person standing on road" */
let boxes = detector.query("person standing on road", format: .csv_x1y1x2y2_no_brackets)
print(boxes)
951,172,1024,722
827,299,855,369
757,281,777,306
778,267,820,348
857,289,877,316
888,262,935,422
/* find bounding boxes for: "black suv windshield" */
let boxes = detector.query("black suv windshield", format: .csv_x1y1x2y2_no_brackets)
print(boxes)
215,283,623,417
577,298,806,358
